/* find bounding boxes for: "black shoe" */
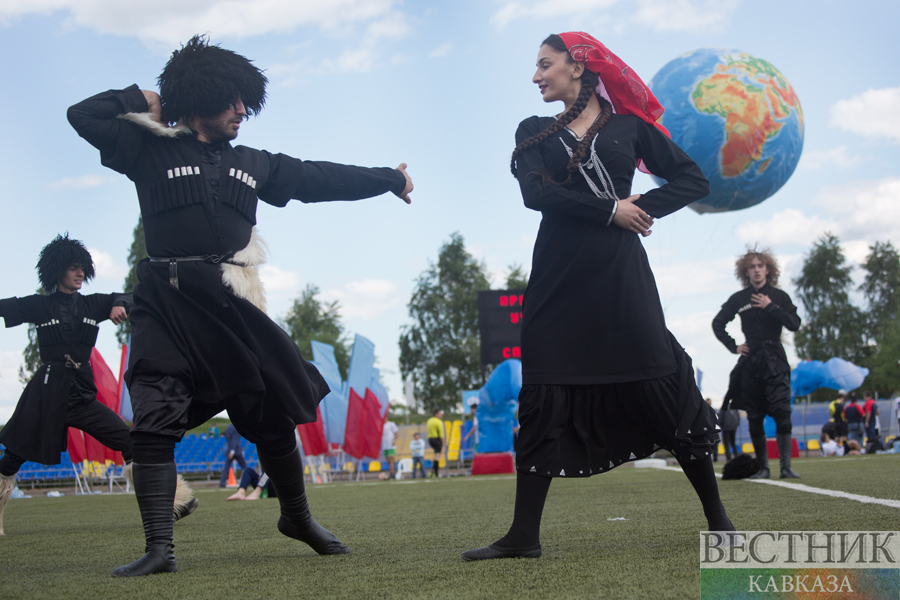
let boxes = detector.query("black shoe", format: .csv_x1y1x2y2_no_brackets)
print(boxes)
111,545,176,577
174,497,199,521
278,514,350,555
747,466,770,479
779,466,801,479
259,445,350,555
462,544,542,561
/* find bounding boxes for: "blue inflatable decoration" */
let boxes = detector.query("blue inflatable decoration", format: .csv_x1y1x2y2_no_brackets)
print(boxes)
791,358,870,398
474,359,522,453
649,49,804,213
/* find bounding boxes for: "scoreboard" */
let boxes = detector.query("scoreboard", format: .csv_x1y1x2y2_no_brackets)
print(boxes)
478,289,526,367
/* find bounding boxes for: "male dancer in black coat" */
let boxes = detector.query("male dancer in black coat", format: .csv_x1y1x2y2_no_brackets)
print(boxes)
69,35,413,576
713,248,801,479
0,235,197,535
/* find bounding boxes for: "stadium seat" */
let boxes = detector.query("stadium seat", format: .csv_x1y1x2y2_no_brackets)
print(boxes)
742,443,754,453
368,462,382,472
807,440,821,451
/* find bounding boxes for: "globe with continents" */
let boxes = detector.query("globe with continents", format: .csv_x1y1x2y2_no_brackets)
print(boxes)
649,49,804,213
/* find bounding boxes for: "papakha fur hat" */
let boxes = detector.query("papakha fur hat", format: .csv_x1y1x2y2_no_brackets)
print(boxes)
36,234,95,292
158,34,268,125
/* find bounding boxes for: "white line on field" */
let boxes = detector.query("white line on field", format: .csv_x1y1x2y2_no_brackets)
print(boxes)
654,465,900,509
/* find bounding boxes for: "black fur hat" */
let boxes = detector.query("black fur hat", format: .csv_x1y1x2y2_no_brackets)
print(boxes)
158,34,267,124
721,454,759,480
36,234,95,292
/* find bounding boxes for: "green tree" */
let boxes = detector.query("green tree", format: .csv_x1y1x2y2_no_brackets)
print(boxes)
504,263,529,290
859,241,900,341
793,233,868,363
859,241,900,395
281,284,351,379
17,288,48,385
117,216,147,344
399,232,491,412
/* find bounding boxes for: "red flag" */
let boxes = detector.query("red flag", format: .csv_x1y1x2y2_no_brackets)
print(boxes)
297,407,328,456
343,388,367,459
80,349,125,465
67,428,87,464
361,389,385,460
116,342,128,415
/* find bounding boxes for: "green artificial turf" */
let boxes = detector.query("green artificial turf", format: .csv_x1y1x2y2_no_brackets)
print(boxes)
1,454,898,599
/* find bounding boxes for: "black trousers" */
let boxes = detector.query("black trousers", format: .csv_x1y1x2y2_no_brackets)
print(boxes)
0,395,133,475
128,370,297,463
722,430,739,461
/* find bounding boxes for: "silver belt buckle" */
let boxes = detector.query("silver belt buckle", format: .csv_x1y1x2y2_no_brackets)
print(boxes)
168,260,179,289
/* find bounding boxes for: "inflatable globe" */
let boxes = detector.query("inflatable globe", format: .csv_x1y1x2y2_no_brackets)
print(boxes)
649,49,804,213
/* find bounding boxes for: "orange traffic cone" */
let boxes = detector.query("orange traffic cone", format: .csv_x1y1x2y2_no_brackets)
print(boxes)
227,468,237,487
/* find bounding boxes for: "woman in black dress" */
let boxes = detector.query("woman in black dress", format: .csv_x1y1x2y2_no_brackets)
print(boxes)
463,32,735,561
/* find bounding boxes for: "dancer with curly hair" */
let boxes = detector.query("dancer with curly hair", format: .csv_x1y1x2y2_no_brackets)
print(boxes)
463,32,734,561
0,235,198,536
714,248,801,479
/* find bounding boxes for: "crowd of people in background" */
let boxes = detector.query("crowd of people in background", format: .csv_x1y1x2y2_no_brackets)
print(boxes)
820,392,896,457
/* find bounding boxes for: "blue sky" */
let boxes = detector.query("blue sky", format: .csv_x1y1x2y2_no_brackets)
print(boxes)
0,0,898,423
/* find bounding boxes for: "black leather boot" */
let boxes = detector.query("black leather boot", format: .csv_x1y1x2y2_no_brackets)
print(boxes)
111,462,177,577
747,437,770,479
777,433,801,479
258,445,350,555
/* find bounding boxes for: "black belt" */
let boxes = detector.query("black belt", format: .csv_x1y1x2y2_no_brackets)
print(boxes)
149,253,238,289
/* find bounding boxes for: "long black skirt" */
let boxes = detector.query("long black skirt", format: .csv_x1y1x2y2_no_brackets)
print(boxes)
516,337,719,478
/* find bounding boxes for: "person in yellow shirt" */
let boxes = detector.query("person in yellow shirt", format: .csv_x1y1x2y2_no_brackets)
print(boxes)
426,409,445,478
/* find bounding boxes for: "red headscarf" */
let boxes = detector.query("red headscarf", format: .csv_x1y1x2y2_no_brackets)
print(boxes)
558,31,670,141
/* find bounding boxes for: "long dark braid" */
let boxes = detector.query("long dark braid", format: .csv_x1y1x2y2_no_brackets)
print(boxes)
559,95,613,186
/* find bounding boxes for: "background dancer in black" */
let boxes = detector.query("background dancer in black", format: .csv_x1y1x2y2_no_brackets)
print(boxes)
69,35,413,576
713,248,801,479
463,32,733,561
0,235,198,535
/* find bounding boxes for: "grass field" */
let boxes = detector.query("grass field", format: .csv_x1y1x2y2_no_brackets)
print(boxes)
1,454,898,599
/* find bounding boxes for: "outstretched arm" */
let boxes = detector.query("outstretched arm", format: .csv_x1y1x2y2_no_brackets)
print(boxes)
0,295,46,328
257,153,412,208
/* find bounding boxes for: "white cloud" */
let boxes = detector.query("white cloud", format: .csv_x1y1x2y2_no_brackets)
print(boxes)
736,208,840,247
46,174,118,189
259,264,301,293
797,146,861,171
811,177,900,244
492,0,617,29
0,0,403,47
653,256,736,302
321,278,403,321
734,177,900,264
635,0,741,32
309,11,410,74
830,87,900,143
491,0,740,32
88,248,128,280
428,42,453,58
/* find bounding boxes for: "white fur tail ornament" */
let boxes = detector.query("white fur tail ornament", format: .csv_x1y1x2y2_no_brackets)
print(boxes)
0,473,15,535
173,475,199,522
221,227,269,314
118,113,191,138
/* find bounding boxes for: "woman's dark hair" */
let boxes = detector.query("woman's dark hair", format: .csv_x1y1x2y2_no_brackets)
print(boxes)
510,34,613,185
